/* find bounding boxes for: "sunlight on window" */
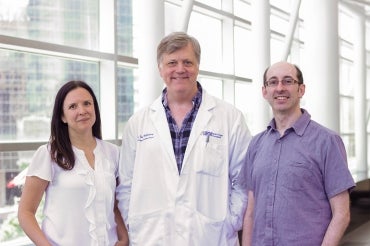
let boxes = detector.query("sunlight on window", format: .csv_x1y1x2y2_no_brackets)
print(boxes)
0,0,28,22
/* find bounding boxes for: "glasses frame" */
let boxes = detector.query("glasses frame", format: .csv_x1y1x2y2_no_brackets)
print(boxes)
264,77,300,87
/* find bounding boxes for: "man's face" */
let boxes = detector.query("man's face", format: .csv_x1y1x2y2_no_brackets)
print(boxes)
158,43,199,95
262,62,305,115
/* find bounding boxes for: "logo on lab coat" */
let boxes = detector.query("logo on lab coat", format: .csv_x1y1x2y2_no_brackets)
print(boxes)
137,133,154,142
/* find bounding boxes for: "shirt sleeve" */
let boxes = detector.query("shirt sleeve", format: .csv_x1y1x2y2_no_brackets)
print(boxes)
116,117,137,225
324,134,355,198
228,111,252,231
27,144,53,181
237,133,260,192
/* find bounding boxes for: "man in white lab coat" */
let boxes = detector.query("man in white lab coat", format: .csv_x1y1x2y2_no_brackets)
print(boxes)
116,32,252,246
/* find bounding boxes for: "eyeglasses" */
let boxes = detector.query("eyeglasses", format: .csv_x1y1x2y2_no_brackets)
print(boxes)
265,77,299,87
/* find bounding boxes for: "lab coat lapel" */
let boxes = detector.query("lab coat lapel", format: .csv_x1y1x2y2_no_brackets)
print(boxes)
150,98,177,164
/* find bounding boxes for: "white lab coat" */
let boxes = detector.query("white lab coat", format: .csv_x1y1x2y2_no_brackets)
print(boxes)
117,90,251,246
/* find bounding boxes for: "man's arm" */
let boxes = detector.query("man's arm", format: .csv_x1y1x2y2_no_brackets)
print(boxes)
242,190,254,246
321,190,351,246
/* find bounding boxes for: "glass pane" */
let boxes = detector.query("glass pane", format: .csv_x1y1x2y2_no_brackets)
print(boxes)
235,81,259,134
117,66,136,137
199,77,223,99
342,134,355,164
117,0,134,56
340,41,354,61
197,0,221,9
234,0,252,19
0,150,35,244
164,2,180,35
234,25,253,78
367,69,370,106
188,12,222,73
270,0,294,12
339,11,355,44
339,59,354,96
0,1,99,50
340,96,354,134
0,49,99,142
270,36,284,63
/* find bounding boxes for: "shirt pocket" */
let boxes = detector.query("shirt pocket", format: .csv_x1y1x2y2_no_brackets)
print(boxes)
194,141,226,177
280,160,314,191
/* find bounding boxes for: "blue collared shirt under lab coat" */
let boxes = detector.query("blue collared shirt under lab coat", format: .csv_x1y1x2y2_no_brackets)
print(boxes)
116,89,252,246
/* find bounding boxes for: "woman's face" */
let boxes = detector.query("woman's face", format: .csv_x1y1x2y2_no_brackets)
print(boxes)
61,87,96,136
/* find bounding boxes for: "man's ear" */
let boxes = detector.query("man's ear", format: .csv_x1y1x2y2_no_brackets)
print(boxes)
298,84,305,98
262,86,267,99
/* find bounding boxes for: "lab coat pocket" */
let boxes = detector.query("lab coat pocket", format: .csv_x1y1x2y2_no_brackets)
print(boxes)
193,211,224,245
129,210,172,245
195,142,225,176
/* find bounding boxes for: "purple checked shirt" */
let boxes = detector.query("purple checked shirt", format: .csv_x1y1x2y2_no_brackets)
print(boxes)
162,83,202,174
241,109,355,246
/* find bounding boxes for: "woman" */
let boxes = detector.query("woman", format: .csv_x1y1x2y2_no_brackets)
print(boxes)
18,81,128,246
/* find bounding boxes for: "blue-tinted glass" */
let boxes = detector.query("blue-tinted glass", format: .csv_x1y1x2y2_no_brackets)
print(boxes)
0,49,99,141
0,0,99,50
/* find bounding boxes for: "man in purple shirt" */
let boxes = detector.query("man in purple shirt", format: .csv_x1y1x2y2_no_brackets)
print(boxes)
241,61,355,246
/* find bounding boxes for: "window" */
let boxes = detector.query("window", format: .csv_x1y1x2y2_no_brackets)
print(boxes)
0,1,99,50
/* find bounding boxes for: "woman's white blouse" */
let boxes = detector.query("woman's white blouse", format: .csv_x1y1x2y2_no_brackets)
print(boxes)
27,139,120,246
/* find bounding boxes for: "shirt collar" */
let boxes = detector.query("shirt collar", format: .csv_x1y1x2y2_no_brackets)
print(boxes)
267,108,311,136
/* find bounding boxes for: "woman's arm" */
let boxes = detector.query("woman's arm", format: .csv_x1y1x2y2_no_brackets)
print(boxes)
18,176,51,246
114,198,129,246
